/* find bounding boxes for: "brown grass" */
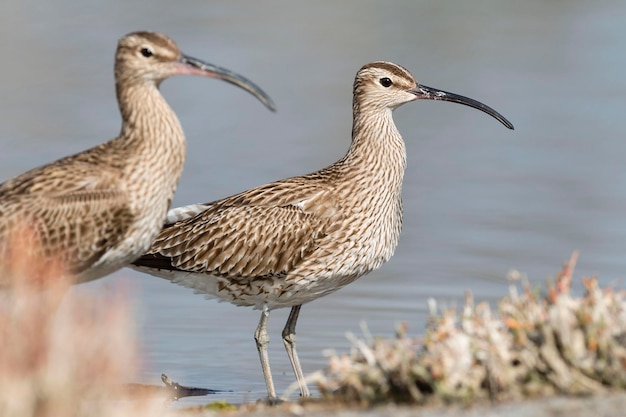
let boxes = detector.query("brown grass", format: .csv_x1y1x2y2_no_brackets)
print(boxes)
0,227,168,417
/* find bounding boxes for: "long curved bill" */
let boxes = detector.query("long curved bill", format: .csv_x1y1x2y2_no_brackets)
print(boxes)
180,54,276,112
412,84,514,130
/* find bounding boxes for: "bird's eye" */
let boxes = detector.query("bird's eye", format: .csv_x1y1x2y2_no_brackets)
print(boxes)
140,47,153,58
379,77,392,87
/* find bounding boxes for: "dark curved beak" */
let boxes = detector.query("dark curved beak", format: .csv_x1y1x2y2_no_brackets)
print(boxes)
180,54,276,112
410,84,513,130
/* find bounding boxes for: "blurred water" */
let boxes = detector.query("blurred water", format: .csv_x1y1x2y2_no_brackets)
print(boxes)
2,0,626,405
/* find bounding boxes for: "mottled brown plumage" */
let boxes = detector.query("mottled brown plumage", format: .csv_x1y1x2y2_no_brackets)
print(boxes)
132,61,514,400
0,31,275,284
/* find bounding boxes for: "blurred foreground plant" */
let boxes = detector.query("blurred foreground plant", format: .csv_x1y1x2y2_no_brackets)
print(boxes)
0,227,167,417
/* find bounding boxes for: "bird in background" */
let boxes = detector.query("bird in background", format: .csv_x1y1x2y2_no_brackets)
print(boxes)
131,61,514,400
0,31,275,286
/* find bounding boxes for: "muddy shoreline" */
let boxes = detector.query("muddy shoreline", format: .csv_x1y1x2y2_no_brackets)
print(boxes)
179,392,626,417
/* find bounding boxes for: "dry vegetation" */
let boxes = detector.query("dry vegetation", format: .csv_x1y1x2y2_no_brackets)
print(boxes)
0,230,168,417
3,227,626,416
312,252,626,405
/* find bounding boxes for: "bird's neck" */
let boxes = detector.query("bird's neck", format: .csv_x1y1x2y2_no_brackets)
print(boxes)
331,102,406,265
342,105,407,181
113,79,187,203
116,81,184,145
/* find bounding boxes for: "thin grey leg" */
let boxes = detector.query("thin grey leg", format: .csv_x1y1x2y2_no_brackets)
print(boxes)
282,304,310,397
254,305,277,400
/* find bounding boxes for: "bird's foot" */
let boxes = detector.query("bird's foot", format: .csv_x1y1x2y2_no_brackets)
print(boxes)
256,396,285,406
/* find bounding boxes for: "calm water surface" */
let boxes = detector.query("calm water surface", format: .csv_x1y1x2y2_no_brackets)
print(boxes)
1,0,626,405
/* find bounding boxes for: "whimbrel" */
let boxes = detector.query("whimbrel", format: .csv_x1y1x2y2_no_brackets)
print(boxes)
0,31,275,284
132,62,514,400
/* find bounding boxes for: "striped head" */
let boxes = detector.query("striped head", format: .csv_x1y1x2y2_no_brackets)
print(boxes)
354,61,514,129
115,32,184,83
114,31,275,110
354,62,418,111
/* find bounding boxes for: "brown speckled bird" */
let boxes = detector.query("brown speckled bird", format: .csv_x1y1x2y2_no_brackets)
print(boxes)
131,61,513,400
0,31,275,284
